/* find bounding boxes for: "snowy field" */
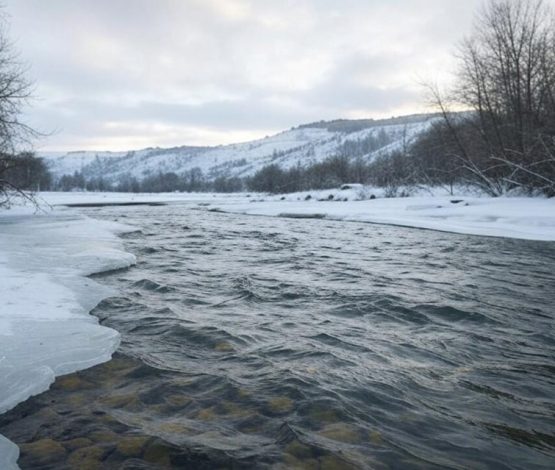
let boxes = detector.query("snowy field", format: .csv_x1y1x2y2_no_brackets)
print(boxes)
0,189,554,468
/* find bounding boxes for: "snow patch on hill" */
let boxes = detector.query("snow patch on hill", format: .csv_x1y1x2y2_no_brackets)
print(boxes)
41,115,439,184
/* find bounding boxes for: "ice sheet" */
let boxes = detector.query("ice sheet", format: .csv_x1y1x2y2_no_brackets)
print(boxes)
0,208,136,470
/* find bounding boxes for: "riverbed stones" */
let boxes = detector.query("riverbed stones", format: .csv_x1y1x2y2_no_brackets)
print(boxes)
143,439,174,466
53,375,94,392
282,442,359,470
62,437,94,451
267,396,294,414
99,392,143,411
196,407,217,421
218,400,251,418
319,423,360,444
214,340,235,352
165,394,193,408
19,438,67,466
319,454,358,470
285,439,314,460
66,445,106,470
0,343,377,469
66,392,90,407
157,421,193,435
116,435,150,457
89,429,119,443
282,453,319,470
306,406,341,424
369,430,383,445
35,407,59,421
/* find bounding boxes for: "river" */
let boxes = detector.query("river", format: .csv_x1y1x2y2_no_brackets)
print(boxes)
1,203,554,469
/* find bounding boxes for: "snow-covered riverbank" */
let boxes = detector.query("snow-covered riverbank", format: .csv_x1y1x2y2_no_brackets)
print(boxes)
220,196,555,241
37,191,555,241
0,208,136,469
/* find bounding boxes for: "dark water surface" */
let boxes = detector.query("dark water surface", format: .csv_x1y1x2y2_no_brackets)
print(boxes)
3,204,555,469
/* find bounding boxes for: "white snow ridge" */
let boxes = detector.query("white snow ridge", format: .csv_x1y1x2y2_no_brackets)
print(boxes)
0,208,136,470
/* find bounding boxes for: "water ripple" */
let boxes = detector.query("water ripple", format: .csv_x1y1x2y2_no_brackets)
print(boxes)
8,203,554,469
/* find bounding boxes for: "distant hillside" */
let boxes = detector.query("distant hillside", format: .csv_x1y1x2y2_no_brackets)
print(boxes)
296,113,441,133
42,114,439,185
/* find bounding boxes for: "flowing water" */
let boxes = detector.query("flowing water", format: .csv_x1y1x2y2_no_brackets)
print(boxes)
2,203,555,469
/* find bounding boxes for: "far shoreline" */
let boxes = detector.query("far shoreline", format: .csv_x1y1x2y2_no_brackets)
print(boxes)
33,190,555,242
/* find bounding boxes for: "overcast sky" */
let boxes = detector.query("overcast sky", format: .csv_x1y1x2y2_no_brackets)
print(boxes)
5,0,488,151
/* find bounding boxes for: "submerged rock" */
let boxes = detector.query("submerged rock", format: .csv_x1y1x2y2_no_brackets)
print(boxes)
63,437,94,451
319,423,360,444
143,439,174,466
53,375,95,392
19,438,67,466
267,396,294,414
116,436,150,457
213,341,235,352
285,439,314,460
165,394,193,408
306,406,341,424
67,445,106,470
99,393,143,411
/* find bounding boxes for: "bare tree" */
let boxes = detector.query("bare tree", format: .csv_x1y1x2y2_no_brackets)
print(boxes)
427,0,555,196
0,11,40,207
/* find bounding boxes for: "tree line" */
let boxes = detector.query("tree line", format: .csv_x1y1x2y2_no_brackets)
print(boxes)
251,0,555,197
51,167,244,193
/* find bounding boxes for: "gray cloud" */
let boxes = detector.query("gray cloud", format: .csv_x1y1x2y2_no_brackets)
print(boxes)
3,0,492,150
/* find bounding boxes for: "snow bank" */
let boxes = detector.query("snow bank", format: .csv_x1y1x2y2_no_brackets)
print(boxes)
0,207,136,470
36,191,555,241
220,196,555,241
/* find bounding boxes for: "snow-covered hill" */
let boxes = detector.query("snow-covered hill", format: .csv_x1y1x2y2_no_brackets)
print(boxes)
42,114,438,183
